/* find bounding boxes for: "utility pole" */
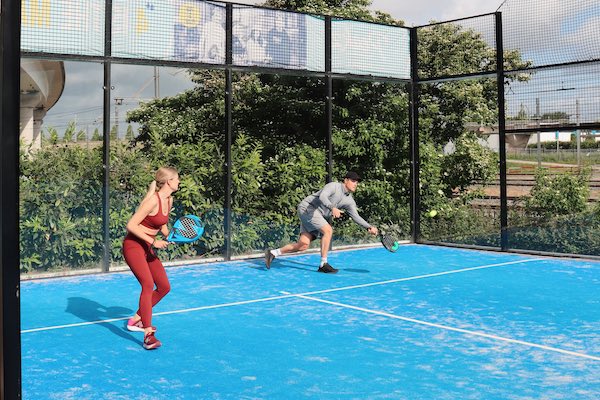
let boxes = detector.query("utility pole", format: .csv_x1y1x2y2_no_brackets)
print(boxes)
534,98,541,168
576,99,581,167
154,67,160,98
114,97,123,139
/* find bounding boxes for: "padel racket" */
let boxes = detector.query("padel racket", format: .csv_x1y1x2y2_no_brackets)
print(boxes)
167,215,204,244
379,233,400,253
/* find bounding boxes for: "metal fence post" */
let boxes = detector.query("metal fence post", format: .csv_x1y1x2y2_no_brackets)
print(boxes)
1,0,23,397
496,12,508,250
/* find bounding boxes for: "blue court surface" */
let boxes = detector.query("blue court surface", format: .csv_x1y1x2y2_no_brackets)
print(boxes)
21,245,600,399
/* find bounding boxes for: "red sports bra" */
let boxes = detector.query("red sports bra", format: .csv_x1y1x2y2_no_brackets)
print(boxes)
140,193,169,230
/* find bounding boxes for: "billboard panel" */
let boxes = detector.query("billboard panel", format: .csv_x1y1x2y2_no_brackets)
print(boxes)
332,20,410,79
232,7,324,72
112,0,225,64
21,0,105,56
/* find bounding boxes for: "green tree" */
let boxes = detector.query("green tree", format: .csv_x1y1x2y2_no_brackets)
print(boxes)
125,124,135,141
524,170,590,218
45,126,59,145
76,129,87,142
542,111,569,120
263,0,402,24
91,127,102,141
63,121,76,143
20,145,104,271
110,125,118,141
441,132,498,195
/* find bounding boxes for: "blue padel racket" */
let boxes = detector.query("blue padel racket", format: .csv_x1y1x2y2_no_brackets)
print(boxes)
167,215,204,244
380,233,399,253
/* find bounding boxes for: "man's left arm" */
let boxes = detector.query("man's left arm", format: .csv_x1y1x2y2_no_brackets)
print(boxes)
344,199,378,235
344,200,371,229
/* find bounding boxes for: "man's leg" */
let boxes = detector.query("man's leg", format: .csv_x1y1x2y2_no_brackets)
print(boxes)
265,233,313,269
316,224,338,273
319,223,333,263
280,232,313,254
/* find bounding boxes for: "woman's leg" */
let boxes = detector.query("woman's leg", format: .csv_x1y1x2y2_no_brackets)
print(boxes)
147,256,171,308
123,244,155,328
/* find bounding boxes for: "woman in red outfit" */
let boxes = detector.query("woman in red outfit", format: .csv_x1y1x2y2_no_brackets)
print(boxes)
122,167,179,350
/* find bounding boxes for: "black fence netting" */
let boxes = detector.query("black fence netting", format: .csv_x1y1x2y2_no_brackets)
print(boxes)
500,0,600,70
112,0,226,64
505,63,600,132
331,18,410,79
21,0,410,80
416,14,497,80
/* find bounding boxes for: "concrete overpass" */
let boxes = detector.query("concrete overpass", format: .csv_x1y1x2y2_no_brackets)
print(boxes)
20,59,65,149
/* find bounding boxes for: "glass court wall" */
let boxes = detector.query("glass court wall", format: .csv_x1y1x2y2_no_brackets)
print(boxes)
229,7,328,258
107,64,226,268
19,60,105,276
501,0,600,256
415,15,502,248
231,72,327,257
331,79,411,247
331,18,412,248
18,0,412,276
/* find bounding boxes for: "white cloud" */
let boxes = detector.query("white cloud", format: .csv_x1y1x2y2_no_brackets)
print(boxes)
370,0,499,26
501,0,599,63
222,0,499,26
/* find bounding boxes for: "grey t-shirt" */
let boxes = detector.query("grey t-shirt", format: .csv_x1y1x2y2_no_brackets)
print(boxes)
299,182,371,229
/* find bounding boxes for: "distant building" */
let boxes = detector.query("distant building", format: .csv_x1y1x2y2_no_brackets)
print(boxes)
466,122,594,151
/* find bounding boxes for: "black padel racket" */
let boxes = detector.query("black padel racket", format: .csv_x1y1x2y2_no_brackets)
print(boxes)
380,233,400,253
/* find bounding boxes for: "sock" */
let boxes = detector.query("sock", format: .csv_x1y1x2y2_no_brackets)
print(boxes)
320,258,327,267
271,249,282,257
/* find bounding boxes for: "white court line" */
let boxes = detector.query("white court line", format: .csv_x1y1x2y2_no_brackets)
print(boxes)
286,292,600,362
20,293,297,333
22,258,539,334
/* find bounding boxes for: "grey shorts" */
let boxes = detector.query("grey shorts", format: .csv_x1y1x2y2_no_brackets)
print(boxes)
297,204,329,239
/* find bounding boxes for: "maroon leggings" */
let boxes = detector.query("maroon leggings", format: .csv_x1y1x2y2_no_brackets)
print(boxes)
122,234,171,328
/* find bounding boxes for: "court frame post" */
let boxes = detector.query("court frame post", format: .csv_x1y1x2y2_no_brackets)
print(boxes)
224,3,233,261
495,12,508,250
408,27,420,243
1,0,23,397
325,16,333,183
102,0,114,272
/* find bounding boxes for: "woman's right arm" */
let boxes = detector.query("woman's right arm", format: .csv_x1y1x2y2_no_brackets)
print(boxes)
126,197,158,245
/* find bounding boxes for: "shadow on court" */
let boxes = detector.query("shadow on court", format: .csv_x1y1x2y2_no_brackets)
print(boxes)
245,258,371,273
65,297,141,345
245,257,318,272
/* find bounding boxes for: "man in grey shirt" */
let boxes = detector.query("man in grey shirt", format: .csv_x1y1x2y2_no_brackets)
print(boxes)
265,171,378,273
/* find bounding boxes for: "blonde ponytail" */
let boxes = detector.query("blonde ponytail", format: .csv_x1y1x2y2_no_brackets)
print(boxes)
143,180,157,202
143,167,178,202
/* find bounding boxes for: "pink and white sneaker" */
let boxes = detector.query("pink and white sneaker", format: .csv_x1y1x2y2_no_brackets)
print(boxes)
126,317,144,332
143,329,161,350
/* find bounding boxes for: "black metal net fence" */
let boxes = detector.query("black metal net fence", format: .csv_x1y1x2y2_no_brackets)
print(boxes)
414,0,600,256
14,0,600,276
